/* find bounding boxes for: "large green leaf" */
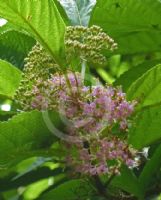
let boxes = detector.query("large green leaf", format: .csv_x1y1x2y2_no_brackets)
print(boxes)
114,60,161,92
40,179,92,200
0,59,21,99
0,110,61,169
127,64,161,109
90,0,161,54
0,29,35,69
111,165,143,199
139,144,161,195
59,0,96,26
128,105,161,149
0,0,66,66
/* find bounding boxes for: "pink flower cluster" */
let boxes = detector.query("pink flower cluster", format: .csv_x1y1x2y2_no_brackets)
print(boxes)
29,72,82,111
48,72,136,134
28,71,138,176
66,136,138,176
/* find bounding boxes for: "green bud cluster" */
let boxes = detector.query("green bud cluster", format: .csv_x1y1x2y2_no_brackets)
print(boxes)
15,26,117,109
23,43,57,80
65,25,117,65
14,43,58,109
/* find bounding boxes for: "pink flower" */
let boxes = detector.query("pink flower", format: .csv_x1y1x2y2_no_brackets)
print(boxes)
89,167,97,175
96,164,108,174
21,71,138,176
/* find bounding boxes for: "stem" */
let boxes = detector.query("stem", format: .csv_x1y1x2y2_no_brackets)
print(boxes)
64,70,73,95
81,59,86,82
92,175,114,200
104,173,116,188
93,175,118,200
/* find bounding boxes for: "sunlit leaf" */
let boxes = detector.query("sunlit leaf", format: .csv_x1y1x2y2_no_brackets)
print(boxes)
0,59,21,99
0,0,66,66
90,0,161,54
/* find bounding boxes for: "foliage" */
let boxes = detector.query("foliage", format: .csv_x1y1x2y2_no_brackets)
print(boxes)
0,0,161,200
0,59,21,99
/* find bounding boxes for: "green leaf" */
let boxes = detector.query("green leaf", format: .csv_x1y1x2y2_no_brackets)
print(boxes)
111,165,143,199
40,179,92,200
90,0,161,54
127,64,161,109
139,144,161,195
0,0,66,66
0,166,62,192
0,59,21,99
59,0,96,26
0,29,35,69
128,105,161,149
0,110,61,169
114,60,161,92
0,111,17,121
53,0,69,25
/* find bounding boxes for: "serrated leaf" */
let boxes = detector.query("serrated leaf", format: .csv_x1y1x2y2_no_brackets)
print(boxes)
128,105,161,149
127,64,161,108
114,60,161,92
0,0,66,66
59,0,96,26
0,29,35,69
40,179,92,200
90,0,161,54
0,110,61,169
0,59,21,99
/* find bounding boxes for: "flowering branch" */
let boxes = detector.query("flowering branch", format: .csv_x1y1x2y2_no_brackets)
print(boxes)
14,25,141,200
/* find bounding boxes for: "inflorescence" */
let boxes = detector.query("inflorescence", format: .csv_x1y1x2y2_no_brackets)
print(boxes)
15,43,58,110
66,136,138,176
15,25,139,177
65,25,117,65
16,71,138,176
